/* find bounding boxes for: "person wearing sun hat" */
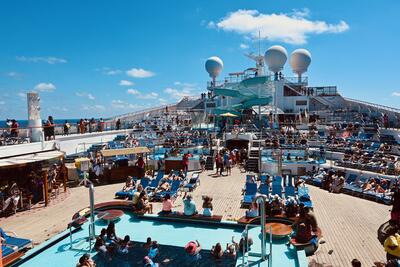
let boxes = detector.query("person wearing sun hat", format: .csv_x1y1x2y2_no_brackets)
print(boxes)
185,240,202,263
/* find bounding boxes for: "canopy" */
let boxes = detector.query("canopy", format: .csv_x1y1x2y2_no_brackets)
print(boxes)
220,112,238,117
0,150,64,169
101,147,150,157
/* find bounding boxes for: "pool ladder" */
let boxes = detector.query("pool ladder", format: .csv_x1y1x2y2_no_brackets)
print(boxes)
68,211,109,251
241,194,273,267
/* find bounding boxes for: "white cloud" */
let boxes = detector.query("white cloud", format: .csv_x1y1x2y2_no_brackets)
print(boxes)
34,82,56,92
95,67,122,75
106,69,122,75
111,99,141,109
82,104,105,111
164,81,201,100
76,92,95,100
239,43,249,49
119,80,134,86
126,68,155,78
6,72,22,78
126,89,158,99
16,56,67,64
392,92,400,97
127,89,140,95
48,106,68,112
209,9,349,44
17,92,26,98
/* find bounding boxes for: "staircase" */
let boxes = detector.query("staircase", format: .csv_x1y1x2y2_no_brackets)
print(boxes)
246,148,260,172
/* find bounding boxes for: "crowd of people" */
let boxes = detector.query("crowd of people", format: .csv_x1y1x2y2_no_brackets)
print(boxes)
86,220,254,266
214,148,247,176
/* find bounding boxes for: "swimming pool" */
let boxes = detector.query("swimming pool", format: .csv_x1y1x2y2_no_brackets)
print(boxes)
13,211,307,267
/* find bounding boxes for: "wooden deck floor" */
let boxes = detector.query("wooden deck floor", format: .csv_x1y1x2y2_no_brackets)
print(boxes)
0,166,390,266
308,185,388,267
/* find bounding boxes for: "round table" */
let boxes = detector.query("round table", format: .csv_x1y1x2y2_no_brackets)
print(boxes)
97,209,124,222
265,222,293,238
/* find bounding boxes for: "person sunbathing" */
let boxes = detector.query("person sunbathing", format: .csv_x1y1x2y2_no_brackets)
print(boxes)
245,202,259,218
132,184,143,210
122,178,135,192
148,241,159,260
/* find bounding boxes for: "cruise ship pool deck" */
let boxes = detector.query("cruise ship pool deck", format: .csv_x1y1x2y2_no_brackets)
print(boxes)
1,167,390,267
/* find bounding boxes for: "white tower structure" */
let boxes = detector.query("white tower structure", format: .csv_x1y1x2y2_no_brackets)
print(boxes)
205,56,223,86
27,92,43,142
290,49,312,83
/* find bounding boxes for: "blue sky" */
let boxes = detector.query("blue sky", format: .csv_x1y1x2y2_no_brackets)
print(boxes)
0,0,400,119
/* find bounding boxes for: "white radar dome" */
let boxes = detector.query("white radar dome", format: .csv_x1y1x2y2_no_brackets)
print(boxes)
290,49,312,76
205,56,224,78
264,45,288,73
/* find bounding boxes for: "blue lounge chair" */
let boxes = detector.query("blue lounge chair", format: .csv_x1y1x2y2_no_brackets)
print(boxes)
184,173,200,192
271,184,283,198
273,176,283,186
285,186,296,198
246,175,256,183
0,228,32,251
2,244,15,257
243,182,258,205
154,180,182,200
259,183,269,195
297,186,312,208
115,189,136,200
140,178,151,189
260,175,267,184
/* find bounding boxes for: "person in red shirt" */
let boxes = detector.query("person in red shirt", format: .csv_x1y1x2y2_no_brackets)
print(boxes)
135,156,145,179
182,153,190,177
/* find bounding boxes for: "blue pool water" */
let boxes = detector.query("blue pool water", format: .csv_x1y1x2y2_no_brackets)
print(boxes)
15,212,307,267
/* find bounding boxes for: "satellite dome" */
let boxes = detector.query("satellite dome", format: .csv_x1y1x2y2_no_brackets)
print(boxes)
290,49,312,76
264,45,288,73
205,56,224,78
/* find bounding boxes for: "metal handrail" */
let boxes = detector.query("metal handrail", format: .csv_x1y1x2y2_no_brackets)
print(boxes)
68,211,109,250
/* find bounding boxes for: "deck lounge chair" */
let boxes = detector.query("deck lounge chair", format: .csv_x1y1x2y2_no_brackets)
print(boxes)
243,182,258,205
183,173,200,192
259,183,269,195
260,175,267,184
115,189,136,200
285,186,296,198
0,228,32,251
140,177,151,189
271,184,283,198
2,244,15,258
153,179,182,201
298,186,313,208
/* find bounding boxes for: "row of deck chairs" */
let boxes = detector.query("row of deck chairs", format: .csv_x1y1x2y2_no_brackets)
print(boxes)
242,174,313,208
108,141,124,149
342,174,393,204
1,227,32,264
115,171,201,201
311,172,394,204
